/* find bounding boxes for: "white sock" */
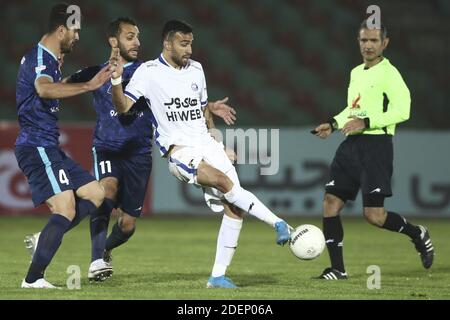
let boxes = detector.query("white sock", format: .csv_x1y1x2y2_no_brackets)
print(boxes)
223,185,282,227
211,214,242,277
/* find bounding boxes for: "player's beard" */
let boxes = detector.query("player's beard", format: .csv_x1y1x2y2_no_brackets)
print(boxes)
119,43,139,62
172,52,189,68
61,37,76,54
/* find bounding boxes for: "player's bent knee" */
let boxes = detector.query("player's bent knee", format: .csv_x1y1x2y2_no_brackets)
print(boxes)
120,214,136,234
323,193,344,216
90,188,105,208
197,161,233,192
363,208,386,227
100,177,119,200
47,191,77,220
54,206,76,220
215,173,233,193
77,181,105,208
364,213,383,227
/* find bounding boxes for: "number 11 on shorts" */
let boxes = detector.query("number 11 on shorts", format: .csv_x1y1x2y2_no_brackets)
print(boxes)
99,160,111,174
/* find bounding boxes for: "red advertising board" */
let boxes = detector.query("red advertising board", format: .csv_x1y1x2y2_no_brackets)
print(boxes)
0,122,152,216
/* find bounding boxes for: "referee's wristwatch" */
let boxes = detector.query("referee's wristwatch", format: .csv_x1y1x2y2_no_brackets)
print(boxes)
327,118,338,132
363,117,370,129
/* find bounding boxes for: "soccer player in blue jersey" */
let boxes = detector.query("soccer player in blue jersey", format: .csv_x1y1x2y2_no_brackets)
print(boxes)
16,3,113,288
62,17,152,281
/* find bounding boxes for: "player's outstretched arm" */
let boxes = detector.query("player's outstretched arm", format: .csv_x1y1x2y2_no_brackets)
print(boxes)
207,97,237,125
63,65,103,84
35,65,113,99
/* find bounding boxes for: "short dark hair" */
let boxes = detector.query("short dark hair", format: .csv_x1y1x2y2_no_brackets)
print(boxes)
48,3,72,33
162,20,193,41
359,19,387,40
107,17,137,40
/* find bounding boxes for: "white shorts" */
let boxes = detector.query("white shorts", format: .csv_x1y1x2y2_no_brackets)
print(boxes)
167,138,240,212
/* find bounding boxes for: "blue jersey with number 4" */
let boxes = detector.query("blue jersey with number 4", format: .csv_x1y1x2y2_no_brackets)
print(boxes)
15,43,62,147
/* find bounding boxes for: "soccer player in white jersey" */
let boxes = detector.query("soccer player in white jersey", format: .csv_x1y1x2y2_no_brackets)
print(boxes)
110,20,291,288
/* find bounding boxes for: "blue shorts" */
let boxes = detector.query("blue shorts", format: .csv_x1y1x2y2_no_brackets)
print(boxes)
15,146,96,206
92,148,152,217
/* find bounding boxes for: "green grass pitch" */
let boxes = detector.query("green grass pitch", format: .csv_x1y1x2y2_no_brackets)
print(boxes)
0,216,449,299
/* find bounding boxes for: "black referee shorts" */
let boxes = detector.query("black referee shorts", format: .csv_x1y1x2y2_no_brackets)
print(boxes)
325,134,393,202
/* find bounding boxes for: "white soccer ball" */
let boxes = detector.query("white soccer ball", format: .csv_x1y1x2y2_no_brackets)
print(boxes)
289,224,326,260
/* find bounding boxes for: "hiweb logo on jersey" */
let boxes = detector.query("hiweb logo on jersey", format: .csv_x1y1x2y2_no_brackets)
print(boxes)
209,128,280,176
164,97,202,122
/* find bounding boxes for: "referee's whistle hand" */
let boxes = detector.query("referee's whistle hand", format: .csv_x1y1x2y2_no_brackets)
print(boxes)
313,123,332,139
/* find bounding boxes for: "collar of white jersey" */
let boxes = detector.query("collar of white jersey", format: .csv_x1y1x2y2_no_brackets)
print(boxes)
158,54,190,70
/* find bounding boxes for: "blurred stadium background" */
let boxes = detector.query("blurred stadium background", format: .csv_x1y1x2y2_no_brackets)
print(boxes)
0,0,449,217
1,0,450,301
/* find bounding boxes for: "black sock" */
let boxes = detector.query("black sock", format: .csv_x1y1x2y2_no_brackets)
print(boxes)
323,215,345,273
382,211,421,239
25,214,71,283
67,199,98,232
105,222,135,251
90,198,114,261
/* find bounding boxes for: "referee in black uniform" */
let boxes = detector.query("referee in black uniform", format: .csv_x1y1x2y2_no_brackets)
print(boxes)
312,20,435,280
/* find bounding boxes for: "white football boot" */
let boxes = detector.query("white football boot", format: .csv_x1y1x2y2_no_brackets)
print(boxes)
88,259,113,282
21,278,58,289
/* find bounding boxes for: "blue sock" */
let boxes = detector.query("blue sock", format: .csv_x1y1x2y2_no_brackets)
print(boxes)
105,222,135,251
67,199,98,231
90,198,114,261
25,214,71,283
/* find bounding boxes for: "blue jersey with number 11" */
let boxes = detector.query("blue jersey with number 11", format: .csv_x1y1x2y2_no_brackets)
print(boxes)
70,61,153,154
